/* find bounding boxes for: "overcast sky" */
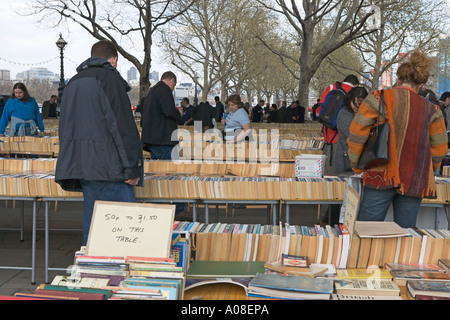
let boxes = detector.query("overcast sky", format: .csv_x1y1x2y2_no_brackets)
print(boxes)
0,0,173,81
1,0,449,83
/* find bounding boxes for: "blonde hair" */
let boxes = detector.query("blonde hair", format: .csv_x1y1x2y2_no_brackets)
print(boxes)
397,49,433,86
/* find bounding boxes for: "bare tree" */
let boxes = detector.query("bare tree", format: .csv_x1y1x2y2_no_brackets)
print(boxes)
256,0,376,107
26,0,194,99
163,0,274,102
351,0,446,90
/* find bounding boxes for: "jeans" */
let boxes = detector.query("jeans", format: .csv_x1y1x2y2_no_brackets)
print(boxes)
148,145,175,160
357,187,421,228
80,180,136,246
148,145,185,215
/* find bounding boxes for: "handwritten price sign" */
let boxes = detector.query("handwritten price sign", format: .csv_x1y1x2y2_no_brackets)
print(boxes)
86,201,175,258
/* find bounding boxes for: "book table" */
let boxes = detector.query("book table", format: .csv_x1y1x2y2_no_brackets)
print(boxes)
0,196,39,284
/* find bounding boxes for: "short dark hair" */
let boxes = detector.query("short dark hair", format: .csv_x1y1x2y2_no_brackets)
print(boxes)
91,40,118,60
440,92,450,101
182,97,189,104
344,87,368,107
343,74,360,86
161,71,177,82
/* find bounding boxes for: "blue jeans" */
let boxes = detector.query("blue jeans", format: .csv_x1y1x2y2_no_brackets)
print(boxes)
80,180,136,246
358,187,421,228
148,145,185,215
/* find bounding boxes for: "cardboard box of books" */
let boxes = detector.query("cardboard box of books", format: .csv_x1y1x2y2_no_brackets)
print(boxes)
295,154,326,178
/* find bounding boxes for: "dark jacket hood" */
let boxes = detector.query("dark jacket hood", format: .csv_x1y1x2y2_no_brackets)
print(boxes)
76,56,132,92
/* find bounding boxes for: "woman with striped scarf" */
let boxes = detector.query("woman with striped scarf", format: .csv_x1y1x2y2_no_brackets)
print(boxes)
347,50,448,228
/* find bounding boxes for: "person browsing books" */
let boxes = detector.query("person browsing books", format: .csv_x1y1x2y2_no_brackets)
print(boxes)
141,71,191,221
221,94,251,143
347,49,448,228
0,82,45,137
55,40,144,246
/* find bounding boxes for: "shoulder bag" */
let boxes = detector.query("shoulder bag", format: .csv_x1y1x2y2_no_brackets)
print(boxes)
357,90,389,169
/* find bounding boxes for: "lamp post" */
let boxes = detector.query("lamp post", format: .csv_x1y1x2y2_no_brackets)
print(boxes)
55,33,68,106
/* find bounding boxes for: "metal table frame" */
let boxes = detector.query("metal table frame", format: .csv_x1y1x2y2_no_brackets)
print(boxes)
0,196,39,284
202,199,280,225
283,200,343,225
420,202,449,229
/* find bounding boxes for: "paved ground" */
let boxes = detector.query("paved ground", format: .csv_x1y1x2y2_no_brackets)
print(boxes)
0,199,318,297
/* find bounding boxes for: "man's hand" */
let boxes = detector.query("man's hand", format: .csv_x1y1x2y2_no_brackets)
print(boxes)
125,177,140,186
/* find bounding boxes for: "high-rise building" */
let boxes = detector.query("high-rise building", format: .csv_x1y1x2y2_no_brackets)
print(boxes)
0,69,10,81
127,67,137,82
149,71,159,81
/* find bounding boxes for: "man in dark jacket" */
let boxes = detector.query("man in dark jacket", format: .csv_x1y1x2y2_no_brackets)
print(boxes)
41,95,58,119
214,96,224,124
251,100,264,123
55,40,144,246
141,71,180,154
141,71,191,221
284,100,305,123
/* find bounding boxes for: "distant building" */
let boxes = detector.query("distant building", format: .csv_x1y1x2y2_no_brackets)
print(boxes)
127,67,137,82
0,69,10,81
16,67,57,82
149,71,159,81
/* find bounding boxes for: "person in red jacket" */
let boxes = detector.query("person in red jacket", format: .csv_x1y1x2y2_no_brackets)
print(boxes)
317,74,359,226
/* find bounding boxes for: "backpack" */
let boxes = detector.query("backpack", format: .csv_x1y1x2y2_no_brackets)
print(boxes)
318,82,346,130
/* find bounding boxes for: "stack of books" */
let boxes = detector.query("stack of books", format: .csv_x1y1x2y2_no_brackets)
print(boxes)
384,261,450,300
247,272,334,300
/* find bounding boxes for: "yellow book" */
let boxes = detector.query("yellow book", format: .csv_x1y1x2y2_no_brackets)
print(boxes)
337,268,393,280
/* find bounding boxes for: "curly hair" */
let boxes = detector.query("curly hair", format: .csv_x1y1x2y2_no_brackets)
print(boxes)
225,94,244,108
397,49,434,86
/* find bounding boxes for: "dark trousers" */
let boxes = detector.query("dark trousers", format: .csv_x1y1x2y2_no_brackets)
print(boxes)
358,187,421,228
80,180,136,246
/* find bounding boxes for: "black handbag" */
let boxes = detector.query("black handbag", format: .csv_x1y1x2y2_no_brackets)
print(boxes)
357,90,389,169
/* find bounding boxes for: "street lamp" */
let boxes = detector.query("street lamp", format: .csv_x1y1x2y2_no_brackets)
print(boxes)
56,33,68,106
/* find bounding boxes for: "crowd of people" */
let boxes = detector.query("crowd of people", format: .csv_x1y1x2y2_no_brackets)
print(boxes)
0,40,448,244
